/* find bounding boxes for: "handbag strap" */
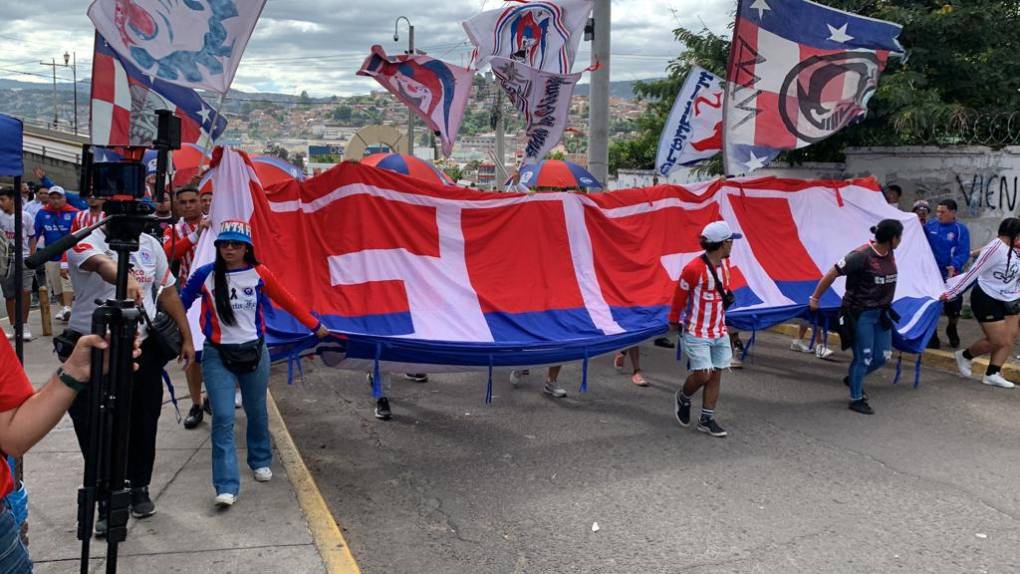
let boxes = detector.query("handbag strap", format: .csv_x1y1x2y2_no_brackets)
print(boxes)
700,254,729,299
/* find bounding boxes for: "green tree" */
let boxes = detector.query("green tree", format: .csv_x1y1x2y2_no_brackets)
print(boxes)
299,90,312,106
331,105,353,122
610,1,1020,174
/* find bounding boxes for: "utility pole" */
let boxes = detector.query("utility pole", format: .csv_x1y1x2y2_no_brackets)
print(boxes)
495,90,505,186
395,17,415,156
67,52,78,135
587,0,610,185
41,58,59,129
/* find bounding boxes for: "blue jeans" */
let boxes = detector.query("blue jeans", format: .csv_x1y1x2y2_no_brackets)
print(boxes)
202,343,272,496
0,505,30,573
848,309,892,401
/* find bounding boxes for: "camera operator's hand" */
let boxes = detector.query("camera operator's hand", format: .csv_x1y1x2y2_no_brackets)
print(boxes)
315,324,330,338
62,334,143,382
179,339,196,368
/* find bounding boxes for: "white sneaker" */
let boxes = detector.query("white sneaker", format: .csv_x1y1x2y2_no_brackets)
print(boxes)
21,329,32,342
4,332,11,340
982,373,1015,388
253,467,272,482
815,345,834,360
790,339,811,353
954,350,972,378
509,369,528,386
234,388,242,409
543,381,567,398
214,493,236,508
58,306,71,322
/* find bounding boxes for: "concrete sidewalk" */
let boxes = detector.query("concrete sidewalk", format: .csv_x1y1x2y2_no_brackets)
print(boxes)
14,311,334,573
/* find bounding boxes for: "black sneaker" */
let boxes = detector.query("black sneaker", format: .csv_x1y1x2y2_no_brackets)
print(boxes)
183,403,204,429
842,376,868,400
95,515,107,538
697,418,728,437
374,397,392,420
848,398,874,415
202,399,212,415
653,336,675,349
674,391,691,427
130,487,156,518
947,325,960,349
403,373,428,383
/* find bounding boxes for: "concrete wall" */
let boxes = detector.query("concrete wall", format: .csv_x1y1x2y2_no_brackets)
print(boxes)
844,146,1020,246
22,153,82,191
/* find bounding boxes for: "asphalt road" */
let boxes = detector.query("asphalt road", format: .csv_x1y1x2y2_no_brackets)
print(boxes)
271,331,1020,574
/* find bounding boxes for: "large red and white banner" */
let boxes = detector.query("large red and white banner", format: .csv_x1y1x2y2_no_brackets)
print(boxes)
203,148,943,374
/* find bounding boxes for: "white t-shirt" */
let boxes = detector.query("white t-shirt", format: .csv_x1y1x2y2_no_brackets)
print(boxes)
945,238,1020,302
0,210,35,257
66,228,175,339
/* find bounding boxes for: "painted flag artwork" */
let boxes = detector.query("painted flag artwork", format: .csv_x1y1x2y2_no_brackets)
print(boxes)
87,0,266,94
200,150,943,386
723,0,903,175
656,66,725,176
90,34,227,148
490,57,581,164
463,0,593,74
357,45,473,157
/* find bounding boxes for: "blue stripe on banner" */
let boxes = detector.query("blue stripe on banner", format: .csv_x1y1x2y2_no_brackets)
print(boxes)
738,0,903,53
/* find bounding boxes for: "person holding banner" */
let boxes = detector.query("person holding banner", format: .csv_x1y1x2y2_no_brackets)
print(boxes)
670,221,740,438
179,221,328,508
943,218,1020,389
809,220,904,415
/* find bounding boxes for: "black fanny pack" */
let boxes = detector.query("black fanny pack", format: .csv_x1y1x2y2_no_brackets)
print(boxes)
214,338,265,374
53,330,83,361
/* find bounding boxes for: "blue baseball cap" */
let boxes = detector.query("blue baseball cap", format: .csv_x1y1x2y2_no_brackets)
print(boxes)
215,220,252,245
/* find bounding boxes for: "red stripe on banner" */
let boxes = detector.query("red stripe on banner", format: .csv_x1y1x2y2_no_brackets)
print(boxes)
92,54,117,103
754,90,797,149
110,105,131,146
463,201,585,313
727,18,759,87
324,194,441,257
729,195,822,282
586,202,722,308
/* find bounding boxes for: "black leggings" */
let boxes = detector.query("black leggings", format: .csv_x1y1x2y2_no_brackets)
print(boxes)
66,337,167,489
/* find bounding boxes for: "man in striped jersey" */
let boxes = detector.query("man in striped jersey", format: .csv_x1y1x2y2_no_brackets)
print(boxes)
668,221,741,438
164,186,213,428
70,195,105,233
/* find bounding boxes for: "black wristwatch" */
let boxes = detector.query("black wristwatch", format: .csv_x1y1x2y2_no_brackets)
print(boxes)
57,368,87,393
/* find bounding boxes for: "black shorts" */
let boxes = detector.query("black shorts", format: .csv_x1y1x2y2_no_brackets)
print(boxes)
943,294,963,317
970,284,1020,323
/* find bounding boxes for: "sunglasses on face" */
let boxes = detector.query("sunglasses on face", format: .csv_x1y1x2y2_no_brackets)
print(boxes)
218,241,247,249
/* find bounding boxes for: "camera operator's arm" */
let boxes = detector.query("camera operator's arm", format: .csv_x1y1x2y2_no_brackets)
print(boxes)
79,254,143,305
158,285,196,366
0,335,130,457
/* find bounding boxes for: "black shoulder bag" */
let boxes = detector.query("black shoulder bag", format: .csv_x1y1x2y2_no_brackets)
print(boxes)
142,283,183,365
701,255,736,310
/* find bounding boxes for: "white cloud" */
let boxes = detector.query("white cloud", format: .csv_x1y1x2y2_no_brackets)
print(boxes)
0,0,734,96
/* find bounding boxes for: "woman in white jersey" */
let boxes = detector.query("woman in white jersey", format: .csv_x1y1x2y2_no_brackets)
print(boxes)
180,221,329,507
944,218,1020,388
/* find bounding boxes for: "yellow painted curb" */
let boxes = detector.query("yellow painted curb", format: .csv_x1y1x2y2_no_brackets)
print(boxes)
267,391,362,574
769,323,1020,380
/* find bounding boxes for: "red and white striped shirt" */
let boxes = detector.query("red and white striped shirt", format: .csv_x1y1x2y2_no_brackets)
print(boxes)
163,218,202,281
668,255,732,339
70,209,102,233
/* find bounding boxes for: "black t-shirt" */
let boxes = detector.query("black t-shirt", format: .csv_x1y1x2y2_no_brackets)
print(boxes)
836,242,898,311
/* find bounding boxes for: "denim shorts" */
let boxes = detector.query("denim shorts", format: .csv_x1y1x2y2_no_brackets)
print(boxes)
683,332,733,371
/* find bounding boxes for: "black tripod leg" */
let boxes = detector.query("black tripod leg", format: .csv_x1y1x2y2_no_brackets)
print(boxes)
78,307,112,574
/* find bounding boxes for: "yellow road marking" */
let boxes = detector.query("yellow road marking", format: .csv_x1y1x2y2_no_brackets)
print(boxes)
267,391,362,574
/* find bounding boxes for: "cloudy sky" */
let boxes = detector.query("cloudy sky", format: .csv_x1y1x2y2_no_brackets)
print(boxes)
1,0,733,96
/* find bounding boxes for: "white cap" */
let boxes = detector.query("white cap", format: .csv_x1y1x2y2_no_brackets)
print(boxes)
47,185,66,196
701,220,742,242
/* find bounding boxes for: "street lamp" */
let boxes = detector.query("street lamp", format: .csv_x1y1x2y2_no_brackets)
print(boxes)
63,52,78,135
394,16,414,156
